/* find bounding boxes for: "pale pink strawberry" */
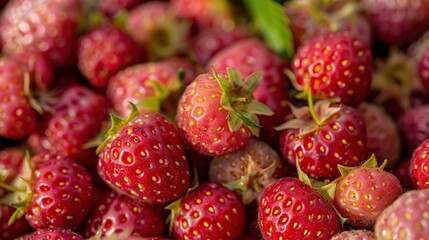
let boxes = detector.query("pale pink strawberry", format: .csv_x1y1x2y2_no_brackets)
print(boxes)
28,227,84,240
331,230,376,240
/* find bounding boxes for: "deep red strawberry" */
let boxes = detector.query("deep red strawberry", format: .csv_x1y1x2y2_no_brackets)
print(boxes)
330,229,376,240
0,204,30,240
278,100,367,179
38,84,109,167
77,25,143,89
363,0,429,46
258,177,342,240
208,138,285,204
207,38,292,147
125,1,190,61
398,104,429,154
28,227,84,240
107,57,196,118
375,189,429,239
96,194,165,239
333,157,403,228
168,182,245,239
176,67,273,156
0,0,84,67
392,160,415,190
97,109,191,204
410,138,429,189
358,102,401,169
26,158,94,230
292,31,373,106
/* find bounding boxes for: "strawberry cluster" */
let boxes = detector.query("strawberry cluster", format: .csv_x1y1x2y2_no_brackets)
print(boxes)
0,0,429,239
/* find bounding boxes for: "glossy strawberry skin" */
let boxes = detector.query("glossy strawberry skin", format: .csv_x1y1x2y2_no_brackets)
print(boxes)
0,0,83,67
293,32,372,106
410,138,429,189
363,0,429,47
333,168,403,228
84,191,118,238
0,204,31,240
26,159,95,230
375,190,429,239
207,38,292,147
98,112,191,204
107,58,196,118
28,227,84,240
176,72,253,156
172,182,245,239
279,105,367,180
77,25,143,89
258,177,342,240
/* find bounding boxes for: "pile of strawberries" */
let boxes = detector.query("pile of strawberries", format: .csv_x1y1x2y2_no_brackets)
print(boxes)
1,0,429,239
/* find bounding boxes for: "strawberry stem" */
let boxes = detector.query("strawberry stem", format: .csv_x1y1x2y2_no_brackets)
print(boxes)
308,88,322,125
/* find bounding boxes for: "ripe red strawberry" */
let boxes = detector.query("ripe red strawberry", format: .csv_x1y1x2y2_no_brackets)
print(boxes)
97,109,191,204
278,100,367,179
176,67,273,156
358,102,401,169
333,157,403,228
292,31,373,106
107,57,196,118
398,104,429,154
208,138,285,204
190,27,248,65
0,204,30,240
125,1,190,61
362,0,429,46
0,0,83,67
87,195,164,239
375,189,429,239
28,227,84,240
330,229,376,240
38,84,109,167
25,158,94,230
410,138,429,189
284,0,373,48
258,177,342,240
0,56,37,139
207,38,292,147
77,25,143,89
168,182,245,239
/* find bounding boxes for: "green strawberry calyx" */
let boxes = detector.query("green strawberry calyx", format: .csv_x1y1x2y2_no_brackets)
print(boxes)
213,67,274,137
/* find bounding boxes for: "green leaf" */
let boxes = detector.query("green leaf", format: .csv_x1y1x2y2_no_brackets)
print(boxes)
246,100,274,116
244,0,294,60
227,67,244,87
242,71,263,94
227,112,243,132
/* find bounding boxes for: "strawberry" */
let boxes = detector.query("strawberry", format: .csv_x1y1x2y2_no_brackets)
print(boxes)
77,25,143,89
418,45,429,91
168,182,245,239
98,0,143,17
28,227,84,240
25,158,95,230
125,1,190,61
207,38,292,147
398,104,429,154
277,100,367,179
0,56,37,139
0,0,84,68
84,191,118,238
258,177,342,240
392,160,415,190
208,138,285,204
38,84,109,167
410,138,429,189
362,0,429,47
292,31,373,106
374,189,429,239
330,229,376,240
332,156,403,228
87,194,166,239
107,57,196,118
357,102,401,169
97,108,191,204
0,204,30,240
176,67,273,156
